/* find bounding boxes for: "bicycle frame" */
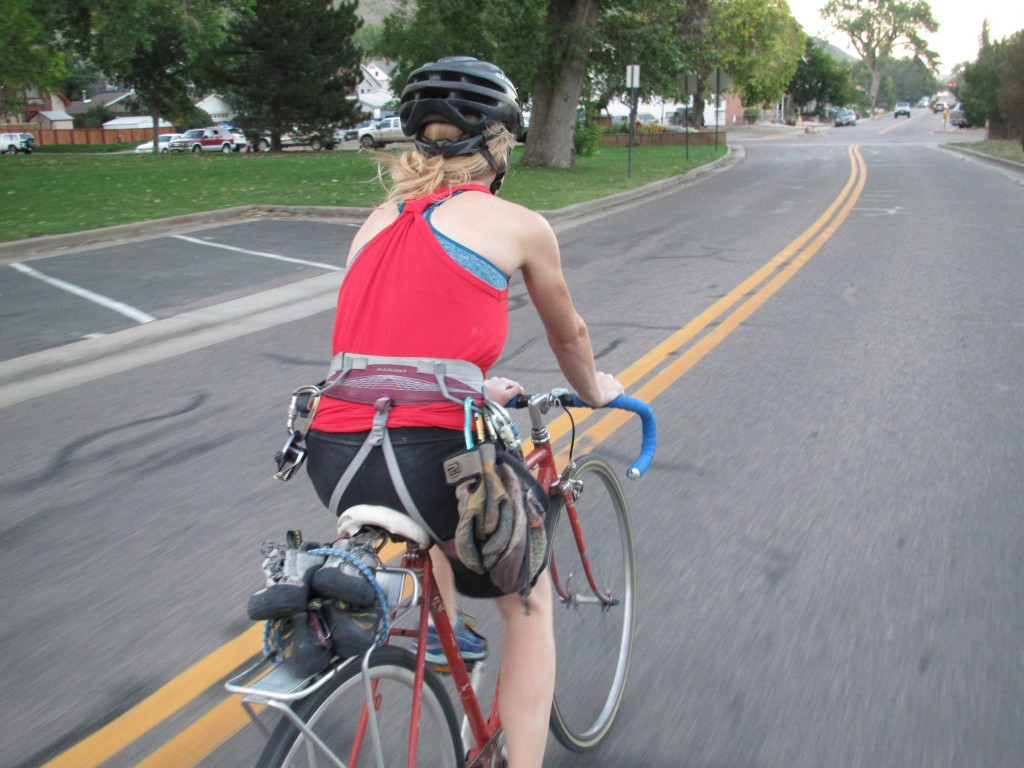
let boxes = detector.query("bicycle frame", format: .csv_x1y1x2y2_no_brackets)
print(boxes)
229,390,653,767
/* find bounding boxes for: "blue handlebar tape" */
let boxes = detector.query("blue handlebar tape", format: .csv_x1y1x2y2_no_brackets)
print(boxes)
571,394,656,479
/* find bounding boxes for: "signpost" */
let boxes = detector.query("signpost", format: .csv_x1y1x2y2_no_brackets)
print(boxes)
679,71,698,160
626,64,640,177
706,66,730,151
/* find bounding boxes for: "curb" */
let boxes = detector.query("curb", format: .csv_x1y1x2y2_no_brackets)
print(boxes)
937,143,1024,177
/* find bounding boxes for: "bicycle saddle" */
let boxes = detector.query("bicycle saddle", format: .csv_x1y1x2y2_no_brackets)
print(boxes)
337,504,433,549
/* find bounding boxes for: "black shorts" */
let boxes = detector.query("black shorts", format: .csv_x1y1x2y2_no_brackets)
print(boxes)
305,427,504,598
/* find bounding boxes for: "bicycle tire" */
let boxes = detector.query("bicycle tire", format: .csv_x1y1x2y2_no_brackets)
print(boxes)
257,645,464,768
547,456,637,751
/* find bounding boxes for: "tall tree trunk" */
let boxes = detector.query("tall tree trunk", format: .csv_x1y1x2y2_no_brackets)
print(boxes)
151,111,160,154
867,54,882,113
520,0,599,168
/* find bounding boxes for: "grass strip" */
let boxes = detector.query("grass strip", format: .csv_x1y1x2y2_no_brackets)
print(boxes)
0,144,725,243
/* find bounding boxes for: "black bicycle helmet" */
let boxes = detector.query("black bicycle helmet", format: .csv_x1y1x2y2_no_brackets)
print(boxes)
399,56,523,159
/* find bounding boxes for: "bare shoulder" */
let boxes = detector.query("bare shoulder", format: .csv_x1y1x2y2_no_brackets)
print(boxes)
348,202,399,263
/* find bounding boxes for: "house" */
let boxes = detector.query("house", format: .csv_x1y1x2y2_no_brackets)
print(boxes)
32,110,75,130
355,60,397,117
2,88,71,123
65,89,136,119
102,116,173,130
195,94,235,123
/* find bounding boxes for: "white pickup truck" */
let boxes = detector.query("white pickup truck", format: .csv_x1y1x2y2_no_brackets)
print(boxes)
357,117,408,149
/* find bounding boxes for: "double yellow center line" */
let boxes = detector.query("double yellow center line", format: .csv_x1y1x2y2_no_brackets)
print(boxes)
44,145,866,768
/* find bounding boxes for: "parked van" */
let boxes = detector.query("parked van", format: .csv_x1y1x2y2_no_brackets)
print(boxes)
1,132,36,154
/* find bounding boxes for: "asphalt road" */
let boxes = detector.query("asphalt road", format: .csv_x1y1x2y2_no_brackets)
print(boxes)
1,110,1022,768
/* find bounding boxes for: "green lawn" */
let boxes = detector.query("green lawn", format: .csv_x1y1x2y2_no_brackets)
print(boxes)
0,144,726,243
956,139,1024,165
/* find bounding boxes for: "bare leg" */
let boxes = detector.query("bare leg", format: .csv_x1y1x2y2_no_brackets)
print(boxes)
496,569,555,768
429,547,458,623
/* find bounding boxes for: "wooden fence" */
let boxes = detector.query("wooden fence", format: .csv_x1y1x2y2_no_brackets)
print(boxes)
0,125,171,146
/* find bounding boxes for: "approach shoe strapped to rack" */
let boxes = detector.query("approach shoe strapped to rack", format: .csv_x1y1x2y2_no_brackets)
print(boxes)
310,532,382,606
322,600,385,659
247,531,326,621
414,613,488,666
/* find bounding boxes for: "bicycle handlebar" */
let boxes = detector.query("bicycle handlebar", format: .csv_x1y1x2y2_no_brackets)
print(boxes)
570,394,656,480
510,391,657,480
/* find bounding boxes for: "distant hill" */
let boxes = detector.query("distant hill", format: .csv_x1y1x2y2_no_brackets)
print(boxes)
812,36,858,64
355,0,404,26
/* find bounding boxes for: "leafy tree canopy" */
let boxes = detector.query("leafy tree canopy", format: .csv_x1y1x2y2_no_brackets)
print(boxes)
998,31,1024,148
0,0,68,117
956,30,1007,129
789,37,854,112
711,0,805,105
220,0,364,150
821,0,939,110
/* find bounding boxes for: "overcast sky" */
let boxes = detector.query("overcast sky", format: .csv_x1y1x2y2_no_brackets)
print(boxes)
787,0,1024,72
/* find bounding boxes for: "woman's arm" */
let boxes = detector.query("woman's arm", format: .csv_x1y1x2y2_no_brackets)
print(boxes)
517,212,623,406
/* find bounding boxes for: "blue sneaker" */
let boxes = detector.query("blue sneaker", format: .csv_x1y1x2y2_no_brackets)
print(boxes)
414,615,488,665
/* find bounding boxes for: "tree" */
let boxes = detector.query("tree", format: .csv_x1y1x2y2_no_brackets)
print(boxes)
0,0,67,118
996,30,1024,147
220,0,364,151
38,0,230,150
520,0,600,167
789,37,853,114
710,0,805,107
886,54,939,103
380,0,544,112
94,0,227,150
821,0,939,112
957,32,1007,130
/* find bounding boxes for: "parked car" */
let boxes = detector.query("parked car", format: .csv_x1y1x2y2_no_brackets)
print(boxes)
357,117,407,149
342,121,374,141
254,130,336,152
1,132,36,154
168,127,236,153
949,103,969,128
894,101,911,118
916,96,930,108
134,133,182,153
931,100,949,113
834,108,857,127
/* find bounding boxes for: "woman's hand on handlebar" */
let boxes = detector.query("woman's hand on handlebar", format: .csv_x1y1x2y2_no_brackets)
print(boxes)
582,372,625,408
484,376,525,405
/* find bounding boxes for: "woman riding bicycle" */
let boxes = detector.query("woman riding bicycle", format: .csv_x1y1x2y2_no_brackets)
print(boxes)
304,55,623,768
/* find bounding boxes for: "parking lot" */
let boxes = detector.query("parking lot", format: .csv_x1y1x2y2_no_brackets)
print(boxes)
0,215,362,365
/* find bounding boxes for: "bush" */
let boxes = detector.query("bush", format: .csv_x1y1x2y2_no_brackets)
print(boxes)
573,121,603,157
36,143,137,153
744,107,762,124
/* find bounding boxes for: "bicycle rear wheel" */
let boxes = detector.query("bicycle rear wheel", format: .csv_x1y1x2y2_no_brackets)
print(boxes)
548,456,637,751
257,646,464,768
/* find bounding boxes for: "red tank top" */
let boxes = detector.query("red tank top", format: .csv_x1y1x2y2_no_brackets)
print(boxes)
311,185,509,432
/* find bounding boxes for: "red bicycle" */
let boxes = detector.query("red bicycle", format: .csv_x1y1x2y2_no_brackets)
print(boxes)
228,389,656,767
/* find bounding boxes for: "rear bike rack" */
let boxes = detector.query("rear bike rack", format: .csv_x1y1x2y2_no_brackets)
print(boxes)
225,565,422,766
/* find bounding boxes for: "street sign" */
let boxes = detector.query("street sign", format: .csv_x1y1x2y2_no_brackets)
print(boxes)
706,66,730,91
678,72,698,96
626,65,640,90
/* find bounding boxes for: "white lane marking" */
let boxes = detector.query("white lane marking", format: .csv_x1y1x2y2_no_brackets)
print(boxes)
9,262,156,324
172,235,342,271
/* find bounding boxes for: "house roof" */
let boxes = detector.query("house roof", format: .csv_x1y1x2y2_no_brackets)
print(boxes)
37,110,74,121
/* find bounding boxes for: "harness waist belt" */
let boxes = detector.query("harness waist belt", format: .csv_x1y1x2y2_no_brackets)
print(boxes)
321,353,484,406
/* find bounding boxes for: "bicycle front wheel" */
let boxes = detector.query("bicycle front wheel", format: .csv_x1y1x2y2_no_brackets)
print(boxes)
548,456,637,751
257,646,464,768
